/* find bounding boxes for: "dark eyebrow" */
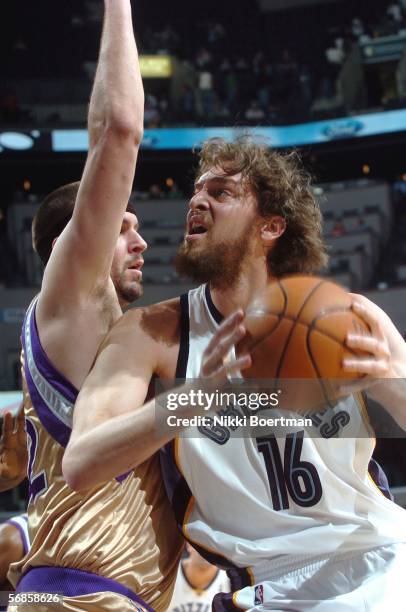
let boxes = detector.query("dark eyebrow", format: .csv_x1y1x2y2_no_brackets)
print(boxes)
194,176,239,190
122,218,139,231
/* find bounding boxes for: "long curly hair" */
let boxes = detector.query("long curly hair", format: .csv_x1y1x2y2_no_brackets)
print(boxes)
197,137,328,277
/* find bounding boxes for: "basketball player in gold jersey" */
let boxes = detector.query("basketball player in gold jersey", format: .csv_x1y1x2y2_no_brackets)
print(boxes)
2,1,186,610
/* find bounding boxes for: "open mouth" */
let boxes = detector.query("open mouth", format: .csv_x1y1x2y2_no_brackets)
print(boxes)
189,225,208,235
128,260,144,271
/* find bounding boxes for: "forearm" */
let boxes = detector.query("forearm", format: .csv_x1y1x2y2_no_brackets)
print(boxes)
89,0,144,145
63,382,201,491
369,379,406,431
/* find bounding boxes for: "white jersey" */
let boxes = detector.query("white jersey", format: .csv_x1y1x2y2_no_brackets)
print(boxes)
168,562,230,612
161,284,406,591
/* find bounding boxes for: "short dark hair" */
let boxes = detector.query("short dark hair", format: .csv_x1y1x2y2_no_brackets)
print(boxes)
32,182,80,265
32,183,137,266
197,138,328,277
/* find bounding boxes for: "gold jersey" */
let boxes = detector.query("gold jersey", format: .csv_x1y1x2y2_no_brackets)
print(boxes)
8,299,182,611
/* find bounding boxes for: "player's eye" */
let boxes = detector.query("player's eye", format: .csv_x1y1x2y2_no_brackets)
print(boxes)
213,189,229,198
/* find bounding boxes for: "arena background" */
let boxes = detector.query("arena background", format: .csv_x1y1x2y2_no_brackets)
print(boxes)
0,0,405,515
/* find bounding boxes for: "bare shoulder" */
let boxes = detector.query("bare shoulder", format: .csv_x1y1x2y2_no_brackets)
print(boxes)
102,297,181,347
139,297,181,346
94,298,182,379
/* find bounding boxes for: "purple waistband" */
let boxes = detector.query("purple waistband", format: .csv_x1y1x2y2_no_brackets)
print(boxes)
16,566,154,611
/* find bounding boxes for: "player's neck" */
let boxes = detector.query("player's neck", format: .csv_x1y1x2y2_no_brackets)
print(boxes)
209,262,270,318
182,559,218,591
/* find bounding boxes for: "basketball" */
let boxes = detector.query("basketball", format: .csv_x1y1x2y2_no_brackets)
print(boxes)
236,275,371,410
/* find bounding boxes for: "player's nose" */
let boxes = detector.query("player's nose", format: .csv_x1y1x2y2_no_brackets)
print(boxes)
189,189,210,212
129,232,147,253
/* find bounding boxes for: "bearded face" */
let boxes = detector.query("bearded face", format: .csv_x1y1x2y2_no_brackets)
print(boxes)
175,215,254,289
175,169,262,288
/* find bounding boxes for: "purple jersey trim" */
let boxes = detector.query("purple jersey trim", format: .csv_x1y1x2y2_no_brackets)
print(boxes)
16,566,154,611
368,457,393,501
23,363,72,448
212,592,242,611
6,516,29,556
24,302,78,404
21,302,77,448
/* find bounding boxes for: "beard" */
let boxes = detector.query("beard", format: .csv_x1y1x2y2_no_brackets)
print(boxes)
174,230,249,290
114,272,143,306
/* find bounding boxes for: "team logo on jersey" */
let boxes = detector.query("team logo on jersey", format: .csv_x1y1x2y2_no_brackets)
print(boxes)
254,584,264,605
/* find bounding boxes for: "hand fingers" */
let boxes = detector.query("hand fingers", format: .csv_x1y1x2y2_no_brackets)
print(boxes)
16,405,26,433
222,354,252,378
346,333,390,359
207,353,252,382
204,309,245,356
1,412,13,442
338,376,379,396
342,357,389,377
351,300,383,339
202,322,247,377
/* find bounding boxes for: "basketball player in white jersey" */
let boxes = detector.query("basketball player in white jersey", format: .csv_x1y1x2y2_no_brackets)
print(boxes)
169,543,230,612
64,138,406,611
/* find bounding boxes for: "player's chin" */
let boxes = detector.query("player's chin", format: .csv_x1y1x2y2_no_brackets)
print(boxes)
121,280,143,304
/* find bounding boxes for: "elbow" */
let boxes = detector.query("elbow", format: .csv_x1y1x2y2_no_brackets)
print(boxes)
105,105,144,145
62,446,91,493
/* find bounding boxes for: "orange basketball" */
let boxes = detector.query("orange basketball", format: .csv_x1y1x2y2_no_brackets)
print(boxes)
236,276,371,411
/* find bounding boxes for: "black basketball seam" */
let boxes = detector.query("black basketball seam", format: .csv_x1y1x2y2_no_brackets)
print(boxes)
307,307,369,379
308,306,370,358
245,310,362,359
306,319,368,410
275,279,326,382
248,316,361,378
306,328,338,409
242,281,288,354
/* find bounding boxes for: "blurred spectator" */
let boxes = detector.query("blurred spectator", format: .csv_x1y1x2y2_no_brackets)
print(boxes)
0,91,21,123
351,18,365,39
195,47,212,70
197,69,216,120
144,95,161,128
179,85,196,122
245,100,265,123
387,3,404,24
356,217,369,232
331,218,346,237
168,544,230,612
149,184,164,199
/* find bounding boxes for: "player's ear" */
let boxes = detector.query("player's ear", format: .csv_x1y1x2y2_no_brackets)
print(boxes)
51,237,58,250
260,216,286,247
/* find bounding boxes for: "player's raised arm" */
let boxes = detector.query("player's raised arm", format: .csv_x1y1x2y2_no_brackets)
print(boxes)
62,308,250,491
38,0,144,312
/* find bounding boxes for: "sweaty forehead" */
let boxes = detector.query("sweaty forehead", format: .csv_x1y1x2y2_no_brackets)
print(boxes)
196,168,243,187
